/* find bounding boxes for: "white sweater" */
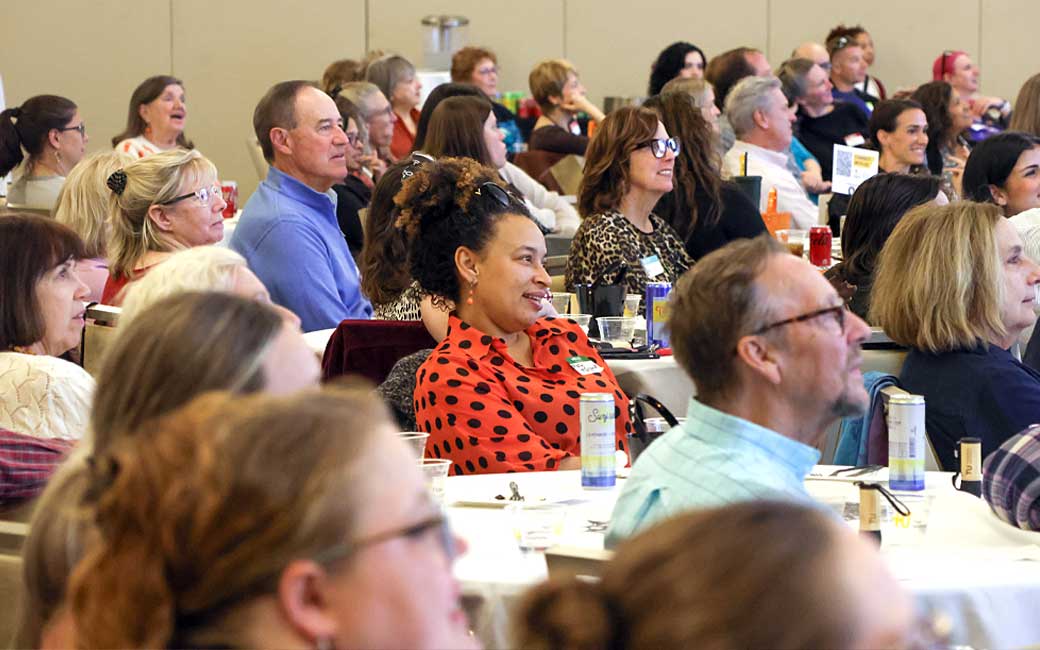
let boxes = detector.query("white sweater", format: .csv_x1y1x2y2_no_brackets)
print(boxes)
499,162,580,236
0,352,94,440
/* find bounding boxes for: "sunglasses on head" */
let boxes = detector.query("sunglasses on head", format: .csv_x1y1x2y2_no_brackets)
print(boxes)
401,152,435,179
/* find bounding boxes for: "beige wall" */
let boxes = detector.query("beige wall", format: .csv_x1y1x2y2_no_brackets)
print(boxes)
3,0,1037,202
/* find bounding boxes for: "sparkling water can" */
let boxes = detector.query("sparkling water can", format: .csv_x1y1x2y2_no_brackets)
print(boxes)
888,394,926,491
580,393,616,489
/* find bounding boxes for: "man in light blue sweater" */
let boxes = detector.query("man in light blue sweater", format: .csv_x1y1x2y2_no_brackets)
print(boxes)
232,80,372,332
608,235,871,546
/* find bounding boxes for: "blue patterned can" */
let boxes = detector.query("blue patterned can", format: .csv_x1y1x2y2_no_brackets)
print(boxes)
580,393,616,489
645,282,673,348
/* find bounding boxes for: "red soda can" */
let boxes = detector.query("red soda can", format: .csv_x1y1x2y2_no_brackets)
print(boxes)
221,181,238,219
809,226,832,267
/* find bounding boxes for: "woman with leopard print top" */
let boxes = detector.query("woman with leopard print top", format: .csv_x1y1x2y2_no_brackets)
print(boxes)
565,106,692,309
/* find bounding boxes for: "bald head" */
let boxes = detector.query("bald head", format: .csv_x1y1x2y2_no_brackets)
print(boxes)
792,42,830,69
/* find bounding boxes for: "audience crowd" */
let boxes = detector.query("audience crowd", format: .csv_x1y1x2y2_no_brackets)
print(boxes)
3,20,1040,649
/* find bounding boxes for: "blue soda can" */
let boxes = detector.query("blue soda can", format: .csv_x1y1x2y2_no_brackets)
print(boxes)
580,393,616,489
645,282,673,348
887,394,926,491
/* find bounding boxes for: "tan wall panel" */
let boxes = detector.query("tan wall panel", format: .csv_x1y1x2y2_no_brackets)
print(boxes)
0,0,171,160
565,0,769,105
980,0,1040,104
172,0,366,202
768,0,980,98
367,0,564,98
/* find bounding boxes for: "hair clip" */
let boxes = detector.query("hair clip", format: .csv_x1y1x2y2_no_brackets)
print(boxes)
9,107,21,118
107,169,128,196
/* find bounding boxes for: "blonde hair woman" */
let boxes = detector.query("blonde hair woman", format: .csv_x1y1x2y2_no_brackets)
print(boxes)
871,202,1040,470
69,388,475,649
52,150,133,301
102,148,227,304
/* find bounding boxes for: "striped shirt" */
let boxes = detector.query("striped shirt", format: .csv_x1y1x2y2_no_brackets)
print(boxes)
607,397,820,546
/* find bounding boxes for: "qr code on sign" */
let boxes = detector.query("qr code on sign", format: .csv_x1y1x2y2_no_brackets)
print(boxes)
834,149,853,178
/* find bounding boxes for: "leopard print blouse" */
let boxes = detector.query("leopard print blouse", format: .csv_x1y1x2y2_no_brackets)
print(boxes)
564,211,693,309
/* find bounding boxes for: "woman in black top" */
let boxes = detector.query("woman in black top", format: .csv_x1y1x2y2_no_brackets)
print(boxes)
643,92,765,261
331,96,372,261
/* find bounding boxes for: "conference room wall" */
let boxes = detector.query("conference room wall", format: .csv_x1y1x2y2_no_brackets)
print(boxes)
3,1,1037,204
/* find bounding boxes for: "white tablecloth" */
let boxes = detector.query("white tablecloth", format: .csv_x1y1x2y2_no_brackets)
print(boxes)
447,469,1040,649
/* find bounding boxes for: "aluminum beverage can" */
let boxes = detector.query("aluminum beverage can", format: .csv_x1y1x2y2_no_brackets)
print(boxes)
221,181,238,219
580,393,616,489
887,394,926,491
809,225,832,266
645,282,672,348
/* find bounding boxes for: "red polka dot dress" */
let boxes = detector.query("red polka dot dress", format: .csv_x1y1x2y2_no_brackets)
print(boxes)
414,315,633,475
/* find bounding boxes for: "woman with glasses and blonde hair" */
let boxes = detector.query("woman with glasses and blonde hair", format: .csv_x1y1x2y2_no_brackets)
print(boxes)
102,148,227,304
52,150,134,302
565,106,692,308
67,386,475,650
0,94,88,210
871,202,1040,471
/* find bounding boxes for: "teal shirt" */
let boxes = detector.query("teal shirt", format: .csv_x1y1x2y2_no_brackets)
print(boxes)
607,398,821,547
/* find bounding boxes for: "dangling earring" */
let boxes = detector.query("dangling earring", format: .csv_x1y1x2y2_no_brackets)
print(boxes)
466,277,477,305
54,149,65,175
144,122,152,138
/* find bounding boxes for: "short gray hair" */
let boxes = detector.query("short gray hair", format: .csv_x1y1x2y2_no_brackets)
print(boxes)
364,55,415,103
336,81,384,120
777,58,815,104
725,75,782,138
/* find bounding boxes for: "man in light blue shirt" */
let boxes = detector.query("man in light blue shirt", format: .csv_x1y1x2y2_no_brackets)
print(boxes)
608,235,872,546
232,80,372,332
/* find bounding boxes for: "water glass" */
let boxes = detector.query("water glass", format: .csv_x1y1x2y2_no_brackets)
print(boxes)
419,459,452,505
570,313,592,334
551,292,574,315
506,502,569,551
596,316,636,347
398,432,430,459
623,294,641,318
774,229,808,258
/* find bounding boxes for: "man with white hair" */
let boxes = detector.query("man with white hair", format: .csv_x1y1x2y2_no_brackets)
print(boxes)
721,76,819,229
792,42,830,70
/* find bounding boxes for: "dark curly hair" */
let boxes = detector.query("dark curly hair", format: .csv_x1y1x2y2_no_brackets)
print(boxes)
359,159,415,306
395,157,533,307
647,42,706,96
911,81,957,175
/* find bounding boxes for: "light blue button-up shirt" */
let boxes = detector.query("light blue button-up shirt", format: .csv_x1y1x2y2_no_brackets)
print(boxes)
230,166,372,332
607,397,821,547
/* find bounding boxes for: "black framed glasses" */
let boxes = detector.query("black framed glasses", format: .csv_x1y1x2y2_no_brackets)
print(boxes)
159,184,223,207
639,137,680,159
58,123,86,136
401,151,435,179
752,304,846,336
312,514,456,566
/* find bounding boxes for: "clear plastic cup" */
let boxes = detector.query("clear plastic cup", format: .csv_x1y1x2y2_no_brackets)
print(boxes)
550,292,574,315
506,502,569,551
623,294,641,317
570,313,592,334
419,459,452,505
596,316,636,347
398,432,430,459
774,229,808,258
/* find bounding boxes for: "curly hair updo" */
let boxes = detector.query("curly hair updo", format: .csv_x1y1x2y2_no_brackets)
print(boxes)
394,156,534,307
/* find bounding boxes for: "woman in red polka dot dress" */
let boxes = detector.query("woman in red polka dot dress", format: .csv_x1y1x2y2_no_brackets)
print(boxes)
396,156,632,474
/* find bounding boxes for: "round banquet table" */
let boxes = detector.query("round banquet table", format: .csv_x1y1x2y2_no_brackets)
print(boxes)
447,468,1040,649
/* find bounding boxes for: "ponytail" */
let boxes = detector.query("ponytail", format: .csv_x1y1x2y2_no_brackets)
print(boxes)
0,107,26,176
0,95,77,176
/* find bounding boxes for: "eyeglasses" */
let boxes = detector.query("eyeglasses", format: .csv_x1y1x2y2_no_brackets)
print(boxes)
639,137,681,159
58,123,86,136
159,184,223,207
312,514,456,566
752,304,846,336
401,151,435,179
476,65,498,76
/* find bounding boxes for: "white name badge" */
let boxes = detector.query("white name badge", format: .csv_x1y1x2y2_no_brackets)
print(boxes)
567,355,604,376
640,254,665,279
844,133,866,147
